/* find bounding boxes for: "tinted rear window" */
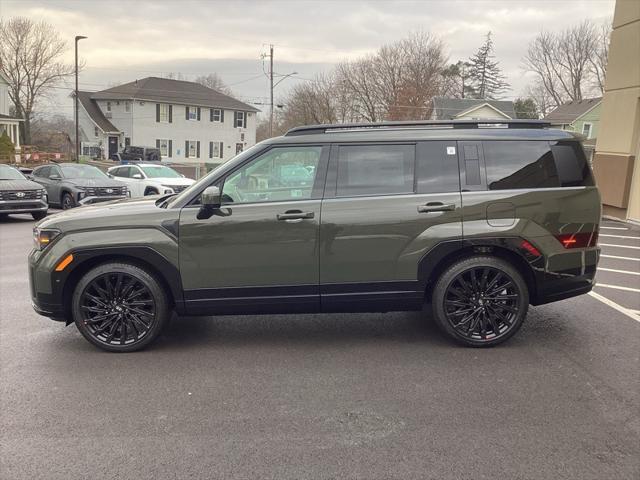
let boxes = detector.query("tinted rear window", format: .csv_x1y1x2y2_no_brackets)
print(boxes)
550,141,594,187
336,144,415,197
484,141,559,190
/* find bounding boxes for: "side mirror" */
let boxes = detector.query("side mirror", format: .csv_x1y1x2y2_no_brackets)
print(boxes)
201,185,221,209
50,174,61,180
132,173,143,179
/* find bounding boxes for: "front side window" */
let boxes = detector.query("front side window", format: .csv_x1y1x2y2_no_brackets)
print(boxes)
222,146,321,204
484,141,559,190
336,144,415,197
159,104,170,122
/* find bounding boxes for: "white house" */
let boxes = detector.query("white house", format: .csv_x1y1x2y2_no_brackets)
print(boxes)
0,71,22,151
431,97,516,121
76,76,259,164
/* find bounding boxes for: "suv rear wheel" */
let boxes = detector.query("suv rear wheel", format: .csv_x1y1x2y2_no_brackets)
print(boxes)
432,256,529,347
72,262,169,352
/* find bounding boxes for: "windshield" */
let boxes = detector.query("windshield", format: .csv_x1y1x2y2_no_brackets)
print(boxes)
163,142,266,208
141,165,181,178
60,165,108,179
0,165,26,180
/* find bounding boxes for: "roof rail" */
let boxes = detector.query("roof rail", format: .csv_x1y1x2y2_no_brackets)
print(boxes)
284,119,551,136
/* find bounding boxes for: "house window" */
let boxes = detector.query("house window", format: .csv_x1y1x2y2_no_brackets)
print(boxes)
125,101,131,113
159,104,170,122
235,111,246,128
241,133,245,142
582,122,593,139
186,140,199,158
125,137,131,146
211,109,222,122
94,126,99,137
158,139,170,157
106,102,111,112
187,106,198,121
236,143,243,154
209,141,224,159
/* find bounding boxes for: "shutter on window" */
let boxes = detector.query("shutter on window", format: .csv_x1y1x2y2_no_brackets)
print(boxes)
220,110,224,123
210,109,213,122
209,141,213,159
243,112,247,128
220,142,224,158
233,111,238,127
185,140,189,158
169,140,172,157
197,107,201,121
156,139,160,148
185,106,189,120
196,141,200,158
156,104,160,122
169,105,173,123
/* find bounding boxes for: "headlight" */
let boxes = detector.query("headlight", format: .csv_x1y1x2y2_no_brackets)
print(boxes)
125,187,131,197
33,228,61,250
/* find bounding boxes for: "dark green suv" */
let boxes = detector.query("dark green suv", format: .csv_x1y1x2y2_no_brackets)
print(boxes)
29,120,601,352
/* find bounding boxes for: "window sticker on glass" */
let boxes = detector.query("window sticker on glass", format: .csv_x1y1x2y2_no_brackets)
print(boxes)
447,146,456,155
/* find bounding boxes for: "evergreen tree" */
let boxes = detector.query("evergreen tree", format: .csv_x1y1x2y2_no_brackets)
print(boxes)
514,98,539,119
467,32,510,99
0,132,14,157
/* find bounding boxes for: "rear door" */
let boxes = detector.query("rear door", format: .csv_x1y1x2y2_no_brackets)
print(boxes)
319,141,463,312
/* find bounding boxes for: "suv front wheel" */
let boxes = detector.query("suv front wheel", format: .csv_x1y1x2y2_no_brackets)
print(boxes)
432,256,529,347
72,262,169,352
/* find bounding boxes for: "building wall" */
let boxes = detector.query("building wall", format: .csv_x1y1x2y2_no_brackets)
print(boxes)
593,0,640,221
455,104,511,120
0,78,9,116
100,100,257,164
573,103,602,139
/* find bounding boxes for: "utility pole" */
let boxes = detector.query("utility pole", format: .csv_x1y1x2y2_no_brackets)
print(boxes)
269,44,274,138
74,35,87,162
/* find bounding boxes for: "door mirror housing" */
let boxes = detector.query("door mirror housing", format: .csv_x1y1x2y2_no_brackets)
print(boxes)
132,173,143,179
201,186,221,209
49,174,61,180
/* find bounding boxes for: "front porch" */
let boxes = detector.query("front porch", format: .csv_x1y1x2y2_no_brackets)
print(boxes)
0,115,22,151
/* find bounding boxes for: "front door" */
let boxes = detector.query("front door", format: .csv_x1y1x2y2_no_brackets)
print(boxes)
108,136,118,159
319,141,463,312
179,145,329,315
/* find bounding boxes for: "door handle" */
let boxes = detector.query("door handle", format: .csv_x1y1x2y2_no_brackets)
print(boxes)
417,202,456,213
277,210,315,221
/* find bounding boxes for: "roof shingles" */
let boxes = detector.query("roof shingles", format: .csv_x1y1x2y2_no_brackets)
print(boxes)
432,97,516,120
544,97,602,124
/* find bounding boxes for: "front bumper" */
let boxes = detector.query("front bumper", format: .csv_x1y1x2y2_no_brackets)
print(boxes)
0,199,48,214
78,195,127,206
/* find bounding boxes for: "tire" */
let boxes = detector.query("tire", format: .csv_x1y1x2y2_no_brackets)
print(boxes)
72,262,170,352
32,211,47,221
432,256,529,347
61,192,75,210
144,187,158,196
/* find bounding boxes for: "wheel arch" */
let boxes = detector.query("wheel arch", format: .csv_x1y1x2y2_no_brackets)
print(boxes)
59,246,183,323
419,238,540,304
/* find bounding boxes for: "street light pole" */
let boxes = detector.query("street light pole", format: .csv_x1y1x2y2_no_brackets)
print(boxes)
269,44,274,138
74,35,87,162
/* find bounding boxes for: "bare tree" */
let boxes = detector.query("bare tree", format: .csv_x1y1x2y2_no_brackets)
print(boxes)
0,17,75,144
524,20,606,107
589,21,611,93
525,80,555,118
193,73,235,97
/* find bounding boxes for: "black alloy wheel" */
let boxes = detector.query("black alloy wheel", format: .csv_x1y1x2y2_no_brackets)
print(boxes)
73,262,169,352
62,192,75,210
432,256,528,347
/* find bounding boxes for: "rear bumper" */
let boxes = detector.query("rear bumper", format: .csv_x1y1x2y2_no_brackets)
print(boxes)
0,199,48,214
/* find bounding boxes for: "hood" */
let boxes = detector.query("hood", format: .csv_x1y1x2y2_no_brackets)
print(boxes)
36,196,178,232
0,179,45,191
65,177,126,188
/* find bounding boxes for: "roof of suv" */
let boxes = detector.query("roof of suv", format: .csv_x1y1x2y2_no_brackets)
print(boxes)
267,120,580,145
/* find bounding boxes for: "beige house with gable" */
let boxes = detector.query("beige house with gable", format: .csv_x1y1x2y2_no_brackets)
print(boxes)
0,71,22,151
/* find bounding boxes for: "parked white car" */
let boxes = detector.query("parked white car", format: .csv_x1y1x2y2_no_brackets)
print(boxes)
107,163,195,197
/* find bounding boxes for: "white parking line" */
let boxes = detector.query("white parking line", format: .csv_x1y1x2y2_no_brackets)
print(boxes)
601,226,628,230
601,254,640,261
600,234,640,240
598,267,640,276
588,291,640,322
596,283,640,293
599,243,640,250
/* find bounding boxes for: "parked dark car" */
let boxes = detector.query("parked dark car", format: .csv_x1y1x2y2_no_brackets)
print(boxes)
110,146,161,163
31,163,129,209
29,120,600,352
0,164,48,220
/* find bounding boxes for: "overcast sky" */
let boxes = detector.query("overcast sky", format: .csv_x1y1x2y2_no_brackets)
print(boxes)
1,0,615,119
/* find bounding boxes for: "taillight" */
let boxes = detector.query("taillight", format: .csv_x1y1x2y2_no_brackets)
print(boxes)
554,231,598,249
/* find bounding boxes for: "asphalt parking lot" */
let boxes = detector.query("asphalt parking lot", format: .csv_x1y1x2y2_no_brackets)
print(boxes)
1,212,639,480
